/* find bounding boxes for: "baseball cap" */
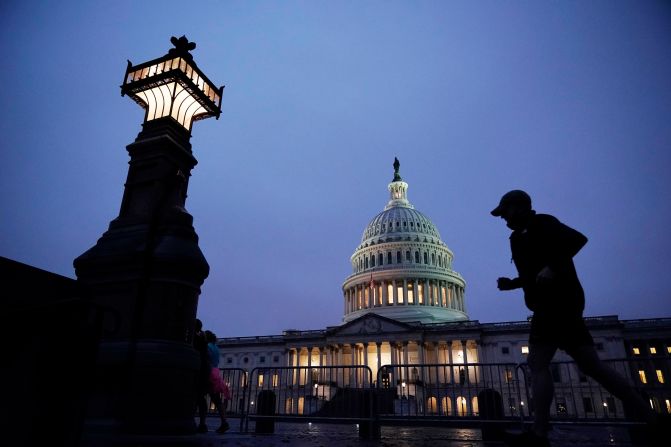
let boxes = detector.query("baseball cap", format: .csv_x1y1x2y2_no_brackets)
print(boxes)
491,190,531,216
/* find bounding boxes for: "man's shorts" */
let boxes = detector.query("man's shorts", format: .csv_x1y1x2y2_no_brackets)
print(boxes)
529,312,594,350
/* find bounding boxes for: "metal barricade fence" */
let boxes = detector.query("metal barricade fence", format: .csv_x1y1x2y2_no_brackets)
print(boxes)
243,365,376,434
516,357,670,424
376,362,528,429
231,357,668,434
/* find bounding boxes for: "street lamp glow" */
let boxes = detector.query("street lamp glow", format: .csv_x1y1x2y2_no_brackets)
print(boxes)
121,36,223,131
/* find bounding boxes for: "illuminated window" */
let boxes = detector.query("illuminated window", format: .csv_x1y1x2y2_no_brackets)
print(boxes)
418,283,424,304
407,282,414,304
397,284,404,303
656,370,665,384
258,374,264,387
441,286,447,307
387,283,393,305
504,369,513,383
667,346,671,354
442,397,453,415
633,347,640,355
666,399,671,414
427,397,438,414
456,396,468,416
639,370,647,384
521,346,529,355
471,396,479,416
650,347,657,354
272,373,279,387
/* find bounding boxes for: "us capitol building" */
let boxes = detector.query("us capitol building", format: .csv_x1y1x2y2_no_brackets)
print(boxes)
217,159,671,416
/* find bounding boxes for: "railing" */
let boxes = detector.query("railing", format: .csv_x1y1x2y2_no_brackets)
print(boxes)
376,362,528,424
243,366,377,436
227,358,670,438
516,357,670,423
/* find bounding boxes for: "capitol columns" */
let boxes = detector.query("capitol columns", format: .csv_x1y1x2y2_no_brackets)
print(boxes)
74,37,224,435
376,342,382,376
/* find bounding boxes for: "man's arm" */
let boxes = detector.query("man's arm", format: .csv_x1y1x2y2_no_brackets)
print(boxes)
497,277,522,291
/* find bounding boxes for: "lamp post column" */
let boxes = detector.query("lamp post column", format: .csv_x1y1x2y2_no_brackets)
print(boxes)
74,36,224,436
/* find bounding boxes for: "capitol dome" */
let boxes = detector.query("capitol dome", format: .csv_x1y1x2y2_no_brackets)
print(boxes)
342,159,468,324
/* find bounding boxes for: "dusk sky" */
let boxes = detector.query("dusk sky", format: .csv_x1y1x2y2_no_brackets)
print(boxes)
2,1,670,337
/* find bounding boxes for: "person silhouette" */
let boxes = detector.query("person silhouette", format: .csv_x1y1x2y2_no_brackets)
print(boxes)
491,190,654,446
193,321,229,434
205,330,229,433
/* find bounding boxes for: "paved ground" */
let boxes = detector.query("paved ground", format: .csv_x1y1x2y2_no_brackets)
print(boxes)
80,417,646,446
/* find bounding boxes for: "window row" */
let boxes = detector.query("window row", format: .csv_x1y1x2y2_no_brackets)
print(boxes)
354,250,451,273
631,345,671,356
364,220,437,239
345,280,464,313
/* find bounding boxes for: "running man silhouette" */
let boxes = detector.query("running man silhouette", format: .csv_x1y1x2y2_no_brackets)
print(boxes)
491,190,654,446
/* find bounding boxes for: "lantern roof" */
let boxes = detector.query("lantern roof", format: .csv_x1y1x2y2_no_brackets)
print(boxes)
121,36,224,130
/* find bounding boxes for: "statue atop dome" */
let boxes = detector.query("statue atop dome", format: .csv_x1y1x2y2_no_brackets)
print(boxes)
393,157,402,182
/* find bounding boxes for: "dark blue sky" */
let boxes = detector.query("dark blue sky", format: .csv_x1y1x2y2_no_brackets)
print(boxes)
1,1,670,336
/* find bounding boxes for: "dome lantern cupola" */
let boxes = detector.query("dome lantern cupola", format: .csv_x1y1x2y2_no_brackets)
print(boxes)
385,157,413,210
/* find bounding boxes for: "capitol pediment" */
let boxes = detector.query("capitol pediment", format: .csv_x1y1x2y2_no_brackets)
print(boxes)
330,313,414,337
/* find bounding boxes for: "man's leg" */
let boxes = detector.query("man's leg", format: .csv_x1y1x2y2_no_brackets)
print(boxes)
568,345,653,422
209,392,230,432
527,343,558,437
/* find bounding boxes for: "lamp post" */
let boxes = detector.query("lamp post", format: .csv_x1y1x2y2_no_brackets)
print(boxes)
74,36,224,436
